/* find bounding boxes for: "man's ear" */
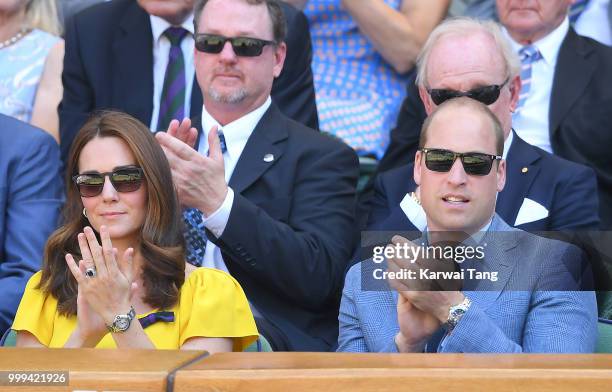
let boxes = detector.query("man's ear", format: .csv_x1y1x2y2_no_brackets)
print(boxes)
414,150,423,186
508,75,521,113
418,85,435,115
272,42,287,78
496,159,506,193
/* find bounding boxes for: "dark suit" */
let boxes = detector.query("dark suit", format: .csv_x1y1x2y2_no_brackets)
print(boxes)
59,0,318,167
550,29,612,229
376,29,612,228
368,132,600,234
194,104,359,351
0,115,63,336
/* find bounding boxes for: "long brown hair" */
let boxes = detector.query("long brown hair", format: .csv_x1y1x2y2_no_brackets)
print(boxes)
40,111,185,315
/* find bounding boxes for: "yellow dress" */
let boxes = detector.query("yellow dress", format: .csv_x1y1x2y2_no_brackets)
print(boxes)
12,268,258,351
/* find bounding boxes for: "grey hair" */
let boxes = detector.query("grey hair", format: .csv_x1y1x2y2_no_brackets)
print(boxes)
415,17,520,88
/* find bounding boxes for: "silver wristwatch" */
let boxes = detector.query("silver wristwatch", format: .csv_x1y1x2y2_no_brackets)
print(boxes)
445,297,471,332
106,306,136,333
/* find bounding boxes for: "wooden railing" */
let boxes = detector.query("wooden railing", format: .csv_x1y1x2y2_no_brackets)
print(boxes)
1,349,611,392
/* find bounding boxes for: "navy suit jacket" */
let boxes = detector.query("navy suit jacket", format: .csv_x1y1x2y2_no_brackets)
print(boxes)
550,29,612,229
339,214,598,353
194,104,359,351
368,132,600,233
0,115,63,336
59,0,319,167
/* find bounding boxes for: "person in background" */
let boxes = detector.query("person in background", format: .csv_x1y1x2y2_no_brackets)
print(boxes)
365,18,599,234
496,0,612,228
285,0,450,159
0,0,63,141
13,111,257,351
59,0,318,169
0,114,63,338
156,0,359,351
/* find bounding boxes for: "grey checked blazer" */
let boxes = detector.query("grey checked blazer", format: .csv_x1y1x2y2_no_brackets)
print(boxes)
338,214,598,353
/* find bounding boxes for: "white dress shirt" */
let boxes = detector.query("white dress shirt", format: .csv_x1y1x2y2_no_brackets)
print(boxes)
401,130,514,231
574,0,612,46
506,18,568,154
149,14,195,132
196,97,273,272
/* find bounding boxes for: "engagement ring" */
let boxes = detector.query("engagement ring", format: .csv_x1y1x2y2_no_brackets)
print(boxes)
85,267,97,278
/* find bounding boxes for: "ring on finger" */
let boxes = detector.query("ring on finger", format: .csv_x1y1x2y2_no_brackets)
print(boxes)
85,267,97,278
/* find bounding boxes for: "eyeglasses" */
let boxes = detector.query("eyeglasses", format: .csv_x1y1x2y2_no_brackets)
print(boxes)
421,148,502,176
427,78,510,106
195,33,276,57
73,167,144,197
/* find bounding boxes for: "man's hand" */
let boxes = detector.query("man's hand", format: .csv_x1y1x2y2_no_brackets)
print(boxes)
385,235,466,342
166,118,198,149
156,125,227,215
394,293,440,352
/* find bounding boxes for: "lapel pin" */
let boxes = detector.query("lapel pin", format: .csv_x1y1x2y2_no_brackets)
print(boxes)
263,153,274,162
521,167,528,173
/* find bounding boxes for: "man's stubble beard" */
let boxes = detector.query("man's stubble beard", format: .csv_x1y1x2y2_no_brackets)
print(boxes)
208,86,249,104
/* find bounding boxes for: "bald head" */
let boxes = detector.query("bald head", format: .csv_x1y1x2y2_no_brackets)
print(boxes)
419,97,504,156
415,18,521,139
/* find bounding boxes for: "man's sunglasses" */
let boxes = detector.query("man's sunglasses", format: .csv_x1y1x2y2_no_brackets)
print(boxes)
427,78,510,106
73,167,144,197
195,34,276,57
421,148,502,176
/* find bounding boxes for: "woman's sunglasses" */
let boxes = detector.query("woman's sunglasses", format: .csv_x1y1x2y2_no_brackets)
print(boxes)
195,33,276,57
73,167,144,197
421,148,502,176
427,78,510,106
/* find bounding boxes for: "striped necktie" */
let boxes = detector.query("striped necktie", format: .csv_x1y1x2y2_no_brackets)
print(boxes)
183,132,228,266
569,0,590,25
157,27,188,132
515,45,542,113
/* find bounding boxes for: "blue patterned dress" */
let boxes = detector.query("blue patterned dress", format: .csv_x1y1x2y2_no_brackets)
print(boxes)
0,29,61,123
305,0,410,159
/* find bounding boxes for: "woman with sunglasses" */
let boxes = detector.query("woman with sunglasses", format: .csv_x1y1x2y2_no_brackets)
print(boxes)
12,111,258,351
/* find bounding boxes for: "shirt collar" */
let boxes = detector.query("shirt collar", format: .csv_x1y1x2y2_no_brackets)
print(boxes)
504,17,569,66
200,97,272,158
150,13,195,43
424,217,493,246
502,129,514,160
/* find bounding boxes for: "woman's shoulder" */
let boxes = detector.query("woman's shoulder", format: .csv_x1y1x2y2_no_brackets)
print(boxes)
29,29,62,44
184,267,242,289
25,271,43,288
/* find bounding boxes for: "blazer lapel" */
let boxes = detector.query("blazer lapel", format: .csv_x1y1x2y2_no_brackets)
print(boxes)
549,28,597,136
496,133,540,226
465,215,518,308
229,104,288,193
113,2,154,126
190,79,203,118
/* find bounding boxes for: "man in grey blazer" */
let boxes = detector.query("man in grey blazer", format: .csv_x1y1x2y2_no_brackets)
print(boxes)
338,98,597,353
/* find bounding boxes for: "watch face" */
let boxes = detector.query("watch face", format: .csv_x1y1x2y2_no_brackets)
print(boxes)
115,316,131,331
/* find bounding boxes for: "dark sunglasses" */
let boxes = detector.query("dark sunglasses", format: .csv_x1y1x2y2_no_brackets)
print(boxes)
195,33,276,57
72,167,144,197
427,78,510,106
421,148,502,176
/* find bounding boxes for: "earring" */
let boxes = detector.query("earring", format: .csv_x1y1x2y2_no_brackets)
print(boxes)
83,208,88,218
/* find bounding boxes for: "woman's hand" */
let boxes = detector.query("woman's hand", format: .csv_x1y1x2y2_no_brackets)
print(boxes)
65,226,137,327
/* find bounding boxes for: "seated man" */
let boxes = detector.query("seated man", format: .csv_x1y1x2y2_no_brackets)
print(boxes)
0,114,63,337
59,0,318,168
366,18,599,233
157,0,359,352
339,98,597,353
